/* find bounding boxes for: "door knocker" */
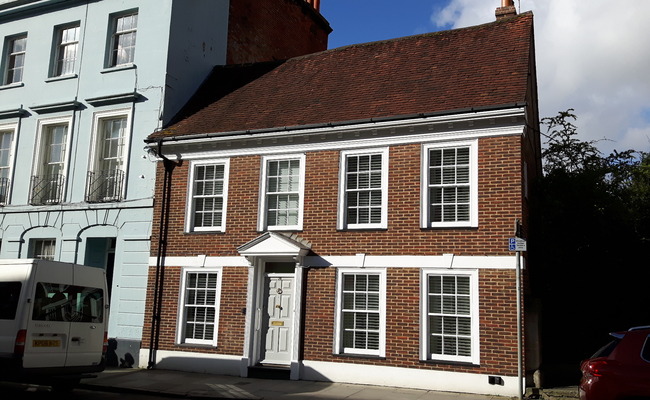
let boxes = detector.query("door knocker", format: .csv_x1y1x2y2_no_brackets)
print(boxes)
276,288,283,294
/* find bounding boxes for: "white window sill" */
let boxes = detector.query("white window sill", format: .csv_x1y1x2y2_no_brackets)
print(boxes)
101,63,136,74
45,74,78,83
0,82,24,90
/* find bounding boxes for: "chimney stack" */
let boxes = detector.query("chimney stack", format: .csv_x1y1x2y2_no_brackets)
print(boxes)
495,0,517,20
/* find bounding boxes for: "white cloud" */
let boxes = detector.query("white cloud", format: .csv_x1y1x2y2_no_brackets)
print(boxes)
433,0,650,155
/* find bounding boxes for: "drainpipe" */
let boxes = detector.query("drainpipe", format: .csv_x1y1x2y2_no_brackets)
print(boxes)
147,139,178,369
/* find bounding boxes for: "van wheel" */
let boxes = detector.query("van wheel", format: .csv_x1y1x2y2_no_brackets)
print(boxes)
52,379,80,393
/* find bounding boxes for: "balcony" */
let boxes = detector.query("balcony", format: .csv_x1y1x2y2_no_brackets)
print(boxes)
30,174,65,205
85,169,124,203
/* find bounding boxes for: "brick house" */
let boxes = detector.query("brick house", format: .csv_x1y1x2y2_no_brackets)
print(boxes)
141,5,542,397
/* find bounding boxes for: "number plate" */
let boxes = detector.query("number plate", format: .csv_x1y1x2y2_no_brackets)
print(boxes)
32,339,61,347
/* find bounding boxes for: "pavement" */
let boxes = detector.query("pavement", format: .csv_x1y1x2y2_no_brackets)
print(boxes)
78,367,580,400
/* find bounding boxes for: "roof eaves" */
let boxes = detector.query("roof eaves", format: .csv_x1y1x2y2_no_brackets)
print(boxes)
145,102,528,145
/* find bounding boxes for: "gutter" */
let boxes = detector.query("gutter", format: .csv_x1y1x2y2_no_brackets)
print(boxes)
145,102,527,145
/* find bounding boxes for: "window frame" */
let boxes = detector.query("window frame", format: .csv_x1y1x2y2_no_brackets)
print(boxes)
420,268,480,365
337,147,389,230
51,22,80,78
3,33,27,85
31,116,73,204
87,109,132,202
186,158,230,233
421,140,479,228
334,268,387,357
0,122,17,205
258,153,306,232
107,10,138,68
176,267,222,346
29,238,57,260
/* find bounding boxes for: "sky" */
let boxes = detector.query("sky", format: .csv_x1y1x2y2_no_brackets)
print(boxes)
319,0,650,156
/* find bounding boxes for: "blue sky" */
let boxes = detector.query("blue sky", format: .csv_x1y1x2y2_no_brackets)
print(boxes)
321,1,452,48
319,1,650,155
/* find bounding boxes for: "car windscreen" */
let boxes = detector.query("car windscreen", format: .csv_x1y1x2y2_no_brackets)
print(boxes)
0,281,22,320
32,282,104,323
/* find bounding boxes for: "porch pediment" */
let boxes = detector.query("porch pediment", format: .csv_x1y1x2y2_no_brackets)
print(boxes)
237,232,311,258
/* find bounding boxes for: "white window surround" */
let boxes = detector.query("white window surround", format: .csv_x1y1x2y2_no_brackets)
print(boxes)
258,153,306,232
87,109,132,199
337,147,389,230
421,140,478,228
420,268,479,365
176,267,223,346
108,10,138,68
334,268,387,357
0,122,17,204
51,22,80,77
186,158,230,233
32,116,73,202
3,34,27,85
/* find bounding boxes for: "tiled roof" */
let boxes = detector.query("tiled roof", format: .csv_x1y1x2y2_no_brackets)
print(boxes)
150,12,534,140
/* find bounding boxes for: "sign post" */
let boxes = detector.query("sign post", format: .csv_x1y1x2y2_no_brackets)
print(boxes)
510,220,526,400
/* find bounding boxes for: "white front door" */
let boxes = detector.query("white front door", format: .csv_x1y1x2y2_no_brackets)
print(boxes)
260,273,294,365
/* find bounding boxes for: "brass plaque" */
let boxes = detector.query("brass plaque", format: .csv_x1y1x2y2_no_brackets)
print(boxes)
271,321,284,326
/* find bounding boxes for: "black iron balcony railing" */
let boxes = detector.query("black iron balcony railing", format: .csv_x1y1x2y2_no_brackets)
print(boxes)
85,169,124,203
0,177,10,205
30,174,65,205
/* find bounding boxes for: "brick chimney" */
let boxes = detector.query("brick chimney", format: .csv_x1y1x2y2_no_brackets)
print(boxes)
496,0,517,20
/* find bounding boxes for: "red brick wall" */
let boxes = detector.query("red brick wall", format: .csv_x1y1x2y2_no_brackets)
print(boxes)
151,136,523,257
144,135,526,376
301,267,521,376
227,0,330,65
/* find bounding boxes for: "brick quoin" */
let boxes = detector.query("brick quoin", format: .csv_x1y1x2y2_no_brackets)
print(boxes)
144,134,526,376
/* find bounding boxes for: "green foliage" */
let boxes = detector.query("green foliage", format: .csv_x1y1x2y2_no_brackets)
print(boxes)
535,110,650,380
541,109,604,175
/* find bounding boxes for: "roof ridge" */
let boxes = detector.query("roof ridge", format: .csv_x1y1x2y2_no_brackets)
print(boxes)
284,11,534,63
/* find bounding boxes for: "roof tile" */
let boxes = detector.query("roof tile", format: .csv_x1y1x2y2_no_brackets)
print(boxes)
152,12,534,139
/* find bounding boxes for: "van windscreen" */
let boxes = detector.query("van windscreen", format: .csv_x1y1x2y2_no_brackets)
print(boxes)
32,282,104,323
0,282,22,320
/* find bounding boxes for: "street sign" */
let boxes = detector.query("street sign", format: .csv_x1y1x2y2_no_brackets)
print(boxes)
509,237,527,252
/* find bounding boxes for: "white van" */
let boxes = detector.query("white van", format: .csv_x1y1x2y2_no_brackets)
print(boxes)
0,259,109,391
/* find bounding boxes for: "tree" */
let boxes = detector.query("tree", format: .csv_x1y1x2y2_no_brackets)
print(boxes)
535,110,650,385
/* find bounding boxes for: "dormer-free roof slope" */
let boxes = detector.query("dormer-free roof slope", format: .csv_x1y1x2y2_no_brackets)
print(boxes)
150,12,534,140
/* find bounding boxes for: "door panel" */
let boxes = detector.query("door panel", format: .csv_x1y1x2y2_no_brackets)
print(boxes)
260,274,293,365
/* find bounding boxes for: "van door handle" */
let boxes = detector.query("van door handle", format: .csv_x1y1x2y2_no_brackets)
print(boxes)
71,337,81,342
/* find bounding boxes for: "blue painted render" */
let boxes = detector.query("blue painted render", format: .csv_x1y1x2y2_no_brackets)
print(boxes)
0,0,229,364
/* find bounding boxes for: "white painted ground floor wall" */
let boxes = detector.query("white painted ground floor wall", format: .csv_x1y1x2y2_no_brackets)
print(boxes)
140,349,523,397
0,200,153,364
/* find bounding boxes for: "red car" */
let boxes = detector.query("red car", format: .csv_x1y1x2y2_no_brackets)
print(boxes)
579,326,650,400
